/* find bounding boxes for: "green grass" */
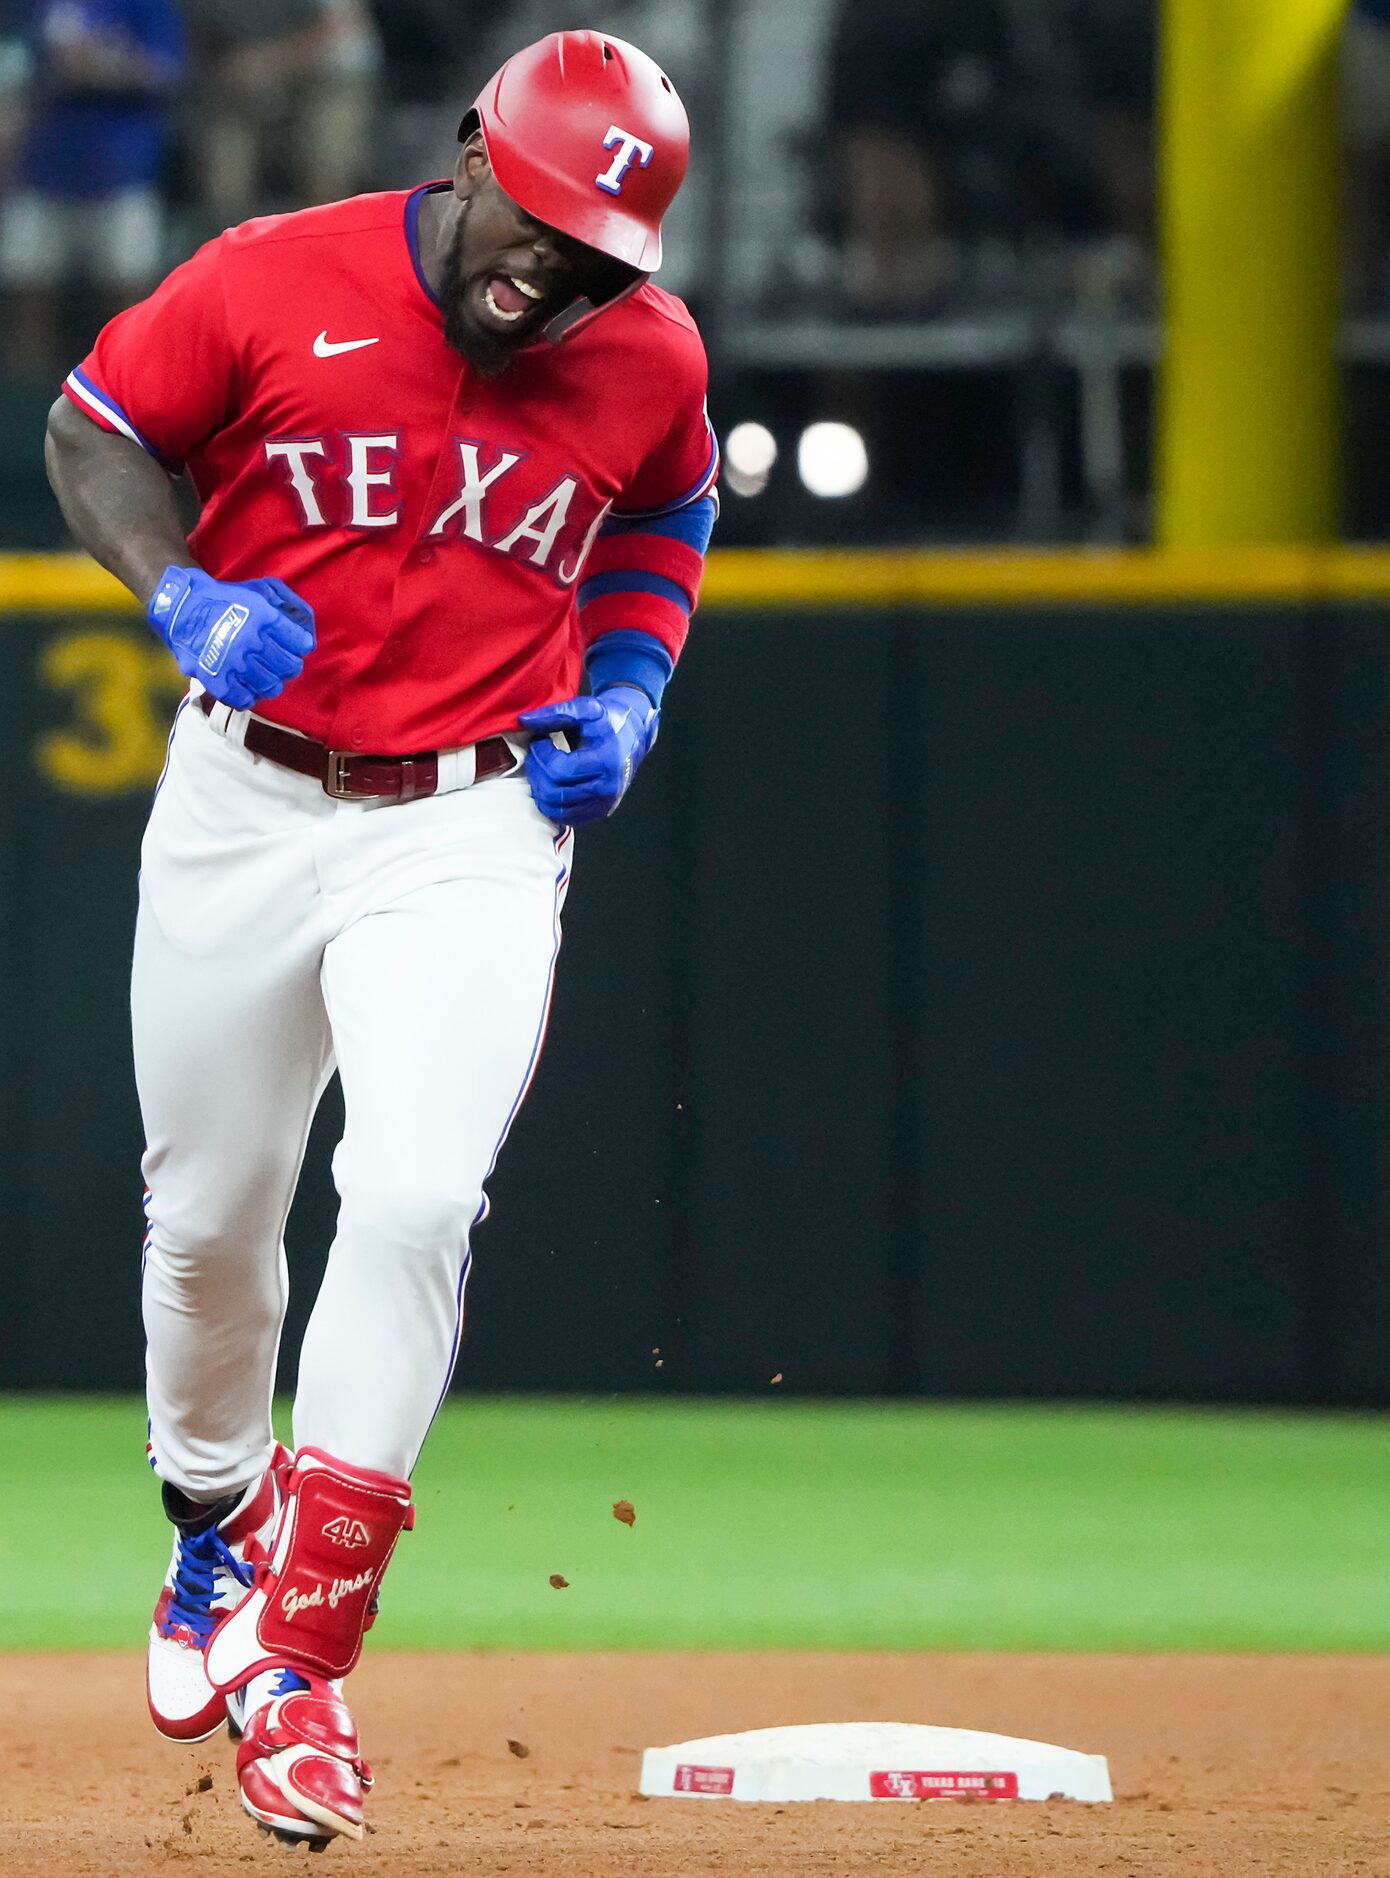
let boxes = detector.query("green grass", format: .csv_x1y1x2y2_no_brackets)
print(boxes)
2,1395,1387,1651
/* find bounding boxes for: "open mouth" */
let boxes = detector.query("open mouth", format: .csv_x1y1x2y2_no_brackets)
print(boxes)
476,272,547,328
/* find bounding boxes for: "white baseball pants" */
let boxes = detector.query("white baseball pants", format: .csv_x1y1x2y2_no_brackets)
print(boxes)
135,697,571,1501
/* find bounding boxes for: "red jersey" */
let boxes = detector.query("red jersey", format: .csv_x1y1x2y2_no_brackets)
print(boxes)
64,184,717,755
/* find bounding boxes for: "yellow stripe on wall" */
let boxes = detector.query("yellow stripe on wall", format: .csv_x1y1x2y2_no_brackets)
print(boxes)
0,555,134,610
6,548,1390,615
705,548,1390,606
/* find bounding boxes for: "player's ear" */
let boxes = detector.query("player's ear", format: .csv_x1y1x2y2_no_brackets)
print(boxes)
456,131,490,197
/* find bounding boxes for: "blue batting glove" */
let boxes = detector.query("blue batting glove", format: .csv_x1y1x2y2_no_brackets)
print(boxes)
519,685,660,826
147,566,316,711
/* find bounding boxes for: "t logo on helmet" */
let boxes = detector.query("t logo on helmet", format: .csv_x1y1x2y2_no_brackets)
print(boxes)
596,125,655,196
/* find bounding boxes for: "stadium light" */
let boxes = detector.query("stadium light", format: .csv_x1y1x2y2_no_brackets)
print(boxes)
724,422,778,498
797,422,868,498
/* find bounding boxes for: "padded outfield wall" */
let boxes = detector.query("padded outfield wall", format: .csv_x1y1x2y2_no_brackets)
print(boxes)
2,549,1389,1403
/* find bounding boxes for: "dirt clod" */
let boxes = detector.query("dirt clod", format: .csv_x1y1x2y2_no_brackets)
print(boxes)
612,1501,636,1527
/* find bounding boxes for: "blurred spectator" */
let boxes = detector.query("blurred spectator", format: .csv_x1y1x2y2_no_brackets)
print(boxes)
0,0,182,375
1345,0,1390,312
804,0,1158,322
372,0,463,112
727,0,1161,549
1065,0,1157,313
181,0,380,230
825,0,1016,316
0,0,33,194
368,0,494,191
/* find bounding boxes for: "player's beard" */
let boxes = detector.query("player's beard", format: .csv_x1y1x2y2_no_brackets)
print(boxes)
439,210,525,379
437,200,638,373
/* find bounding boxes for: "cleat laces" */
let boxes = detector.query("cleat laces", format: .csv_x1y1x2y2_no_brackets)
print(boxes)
163,1525,255,1644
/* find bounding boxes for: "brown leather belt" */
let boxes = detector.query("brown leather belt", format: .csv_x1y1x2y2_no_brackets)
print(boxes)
196,691,519,801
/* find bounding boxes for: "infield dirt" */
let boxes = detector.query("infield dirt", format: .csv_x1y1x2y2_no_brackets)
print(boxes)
1,1652,1386,1876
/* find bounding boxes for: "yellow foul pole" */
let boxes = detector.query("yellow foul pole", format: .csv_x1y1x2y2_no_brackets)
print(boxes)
1158,0,1346,545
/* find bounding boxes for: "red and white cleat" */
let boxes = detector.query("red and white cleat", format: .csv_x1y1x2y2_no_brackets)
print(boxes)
234,1669,372,1843
205,1446,414,1843
146,1447,287,1742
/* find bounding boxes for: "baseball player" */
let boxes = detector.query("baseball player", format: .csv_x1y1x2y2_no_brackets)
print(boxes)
45,31,716,1846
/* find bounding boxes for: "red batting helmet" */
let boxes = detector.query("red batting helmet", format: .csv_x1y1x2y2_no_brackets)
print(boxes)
460,31,689,274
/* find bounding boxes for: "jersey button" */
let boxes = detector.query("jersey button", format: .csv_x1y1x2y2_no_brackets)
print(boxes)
414,546,436,566
349,729,365,749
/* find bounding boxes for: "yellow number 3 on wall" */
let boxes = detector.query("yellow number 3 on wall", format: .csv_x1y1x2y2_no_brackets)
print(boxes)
36,629,188,797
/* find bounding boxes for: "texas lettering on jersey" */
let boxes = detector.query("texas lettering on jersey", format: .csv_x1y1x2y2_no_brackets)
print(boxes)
262,433,612,591
63,183,718,755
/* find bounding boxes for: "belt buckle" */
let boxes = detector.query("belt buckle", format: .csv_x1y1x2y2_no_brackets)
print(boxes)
324,750,356,799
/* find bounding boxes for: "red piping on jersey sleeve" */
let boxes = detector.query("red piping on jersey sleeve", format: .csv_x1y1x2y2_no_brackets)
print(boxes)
62,367,182,471
61,376,125,439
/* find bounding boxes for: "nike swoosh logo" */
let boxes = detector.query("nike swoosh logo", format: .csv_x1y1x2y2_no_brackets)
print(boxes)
313,332,380,358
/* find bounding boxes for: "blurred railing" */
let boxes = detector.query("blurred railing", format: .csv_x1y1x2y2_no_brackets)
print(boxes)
716,317,1390,545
